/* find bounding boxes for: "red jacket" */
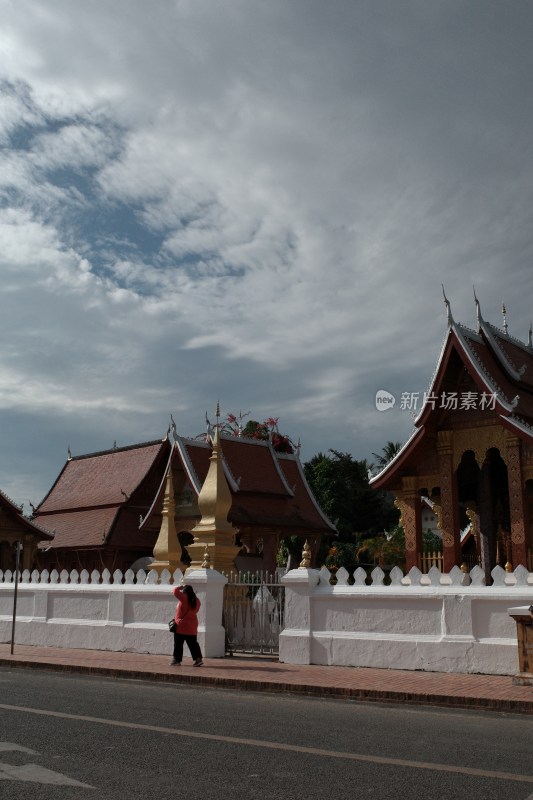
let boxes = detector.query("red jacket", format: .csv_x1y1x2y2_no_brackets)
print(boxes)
173,587,201,635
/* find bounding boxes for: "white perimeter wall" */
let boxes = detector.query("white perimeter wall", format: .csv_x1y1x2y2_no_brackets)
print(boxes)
2,563,531,674
0,566,227,658
279,564,533,675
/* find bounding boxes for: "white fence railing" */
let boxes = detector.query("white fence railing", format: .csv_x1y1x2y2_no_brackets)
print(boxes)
1,563,532,674
279,564,533,675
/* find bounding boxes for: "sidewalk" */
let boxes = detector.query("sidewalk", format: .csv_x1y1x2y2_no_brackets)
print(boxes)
2,644,533,713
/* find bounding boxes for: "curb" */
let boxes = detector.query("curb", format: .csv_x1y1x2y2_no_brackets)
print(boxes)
2,657,533,714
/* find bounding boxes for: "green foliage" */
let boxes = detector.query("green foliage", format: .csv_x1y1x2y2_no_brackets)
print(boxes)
304,449,399,539
355,525,406,570
325,542,358,570
423,529,443,553
371,441,403,470
276,535,301,567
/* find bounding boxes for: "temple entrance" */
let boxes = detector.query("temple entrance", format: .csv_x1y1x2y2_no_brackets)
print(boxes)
456,448,511,578
223,570,285,657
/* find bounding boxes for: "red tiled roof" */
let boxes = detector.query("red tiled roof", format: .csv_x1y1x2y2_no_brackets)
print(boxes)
36,507,117,549
180,436,292,496
36,433,335,552
277,454,336,530
221,437,291,495
177,437,333,532
38,441,167,513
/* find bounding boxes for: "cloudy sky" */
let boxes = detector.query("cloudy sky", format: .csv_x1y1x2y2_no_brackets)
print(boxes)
1,0,533,508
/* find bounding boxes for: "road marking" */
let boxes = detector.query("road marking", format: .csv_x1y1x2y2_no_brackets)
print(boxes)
0,761,94,787
0,702,530,786
0,742,94,787
0,743,37,755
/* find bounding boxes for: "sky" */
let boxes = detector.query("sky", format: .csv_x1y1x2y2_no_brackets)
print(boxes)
1,0,533,509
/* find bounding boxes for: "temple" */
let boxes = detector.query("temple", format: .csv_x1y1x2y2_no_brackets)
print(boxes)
0,489,54,572
370,292,533,579
34,421,335,574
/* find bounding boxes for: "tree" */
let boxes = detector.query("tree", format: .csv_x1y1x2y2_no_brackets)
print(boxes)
355,525,406,570
304,450,394,540
371,441,403,470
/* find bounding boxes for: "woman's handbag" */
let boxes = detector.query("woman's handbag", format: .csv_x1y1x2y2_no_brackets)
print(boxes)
168,619,177,633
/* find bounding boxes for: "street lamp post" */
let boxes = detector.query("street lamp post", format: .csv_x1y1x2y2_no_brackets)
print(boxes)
10,540,21,655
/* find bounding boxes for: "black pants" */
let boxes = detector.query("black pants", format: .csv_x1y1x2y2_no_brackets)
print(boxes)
173,632,202,662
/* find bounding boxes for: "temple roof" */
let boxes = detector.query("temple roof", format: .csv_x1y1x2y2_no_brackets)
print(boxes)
370,297,533,490
0,488,54,541
35,439,170,549
142,433,335,533
35,429,335,552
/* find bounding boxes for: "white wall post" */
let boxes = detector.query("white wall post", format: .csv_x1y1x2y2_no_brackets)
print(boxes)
184,567,227,658
279,567,320,665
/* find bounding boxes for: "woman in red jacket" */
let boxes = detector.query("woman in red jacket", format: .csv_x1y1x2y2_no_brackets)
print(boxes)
170,584,203,666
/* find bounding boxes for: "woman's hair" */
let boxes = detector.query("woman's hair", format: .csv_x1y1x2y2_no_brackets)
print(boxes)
182,584,197,609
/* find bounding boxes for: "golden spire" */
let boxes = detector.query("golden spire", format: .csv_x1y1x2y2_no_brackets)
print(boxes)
150,464,183,576
187,405,240,573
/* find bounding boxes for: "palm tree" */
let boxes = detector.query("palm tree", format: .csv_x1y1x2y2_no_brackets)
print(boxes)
371,441,403,470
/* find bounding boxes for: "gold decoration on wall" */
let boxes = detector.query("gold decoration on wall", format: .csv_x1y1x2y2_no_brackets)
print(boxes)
452,425,506,471
299,540,311,568
201,546,211,569
394,498,406,530
432,503,443,531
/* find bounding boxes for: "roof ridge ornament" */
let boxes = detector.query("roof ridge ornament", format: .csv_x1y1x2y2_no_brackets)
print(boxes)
502,303,508,335
529,322,532,350
442,284,454,327
473,285,482,328
170,413,178,442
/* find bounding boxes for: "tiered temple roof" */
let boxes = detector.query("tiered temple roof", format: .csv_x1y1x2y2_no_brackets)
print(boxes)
371,296,533,490
34,428,334,570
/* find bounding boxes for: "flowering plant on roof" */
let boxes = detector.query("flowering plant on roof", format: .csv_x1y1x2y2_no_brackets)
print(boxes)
222,412,295,454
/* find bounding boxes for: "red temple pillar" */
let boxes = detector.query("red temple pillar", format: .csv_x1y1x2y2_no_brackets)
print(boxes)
437,430,461,572
505,432,528,568
397,477,422,572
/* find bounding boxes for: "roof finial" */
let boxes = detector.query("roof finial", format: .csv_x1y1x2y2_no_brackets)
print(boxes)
528,322,533,349
442,285,453,327
502,303,508,335
473,285,481,327
67,445,72,461
216,400,220,426
170,413,177,442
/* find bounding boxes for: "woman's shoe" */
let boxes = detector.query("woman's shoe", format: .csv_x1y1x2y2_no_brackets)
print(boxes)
193,659,203,667
169,660,181,666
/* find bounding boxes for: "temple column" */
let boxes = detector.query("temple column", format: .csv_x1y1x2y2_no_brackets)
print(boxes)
505,433,528,568
396,477,422,572
437,430,461,571
22,535,36,571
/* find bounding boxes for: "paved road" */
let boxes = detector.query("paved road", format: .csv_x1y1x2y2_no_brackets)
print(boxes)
0,666,532,799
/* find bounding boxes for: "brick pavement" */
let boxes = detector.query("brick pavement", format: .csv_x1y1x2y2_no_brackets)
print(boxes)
2,644,533,713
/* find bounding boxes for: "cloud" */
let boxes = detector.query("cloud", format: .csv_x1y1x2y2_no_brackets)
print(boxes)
0,1,533,504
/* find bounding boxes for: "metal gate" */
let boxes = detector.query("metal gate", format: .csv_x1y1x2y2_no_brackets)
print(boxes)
223,570,285,656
